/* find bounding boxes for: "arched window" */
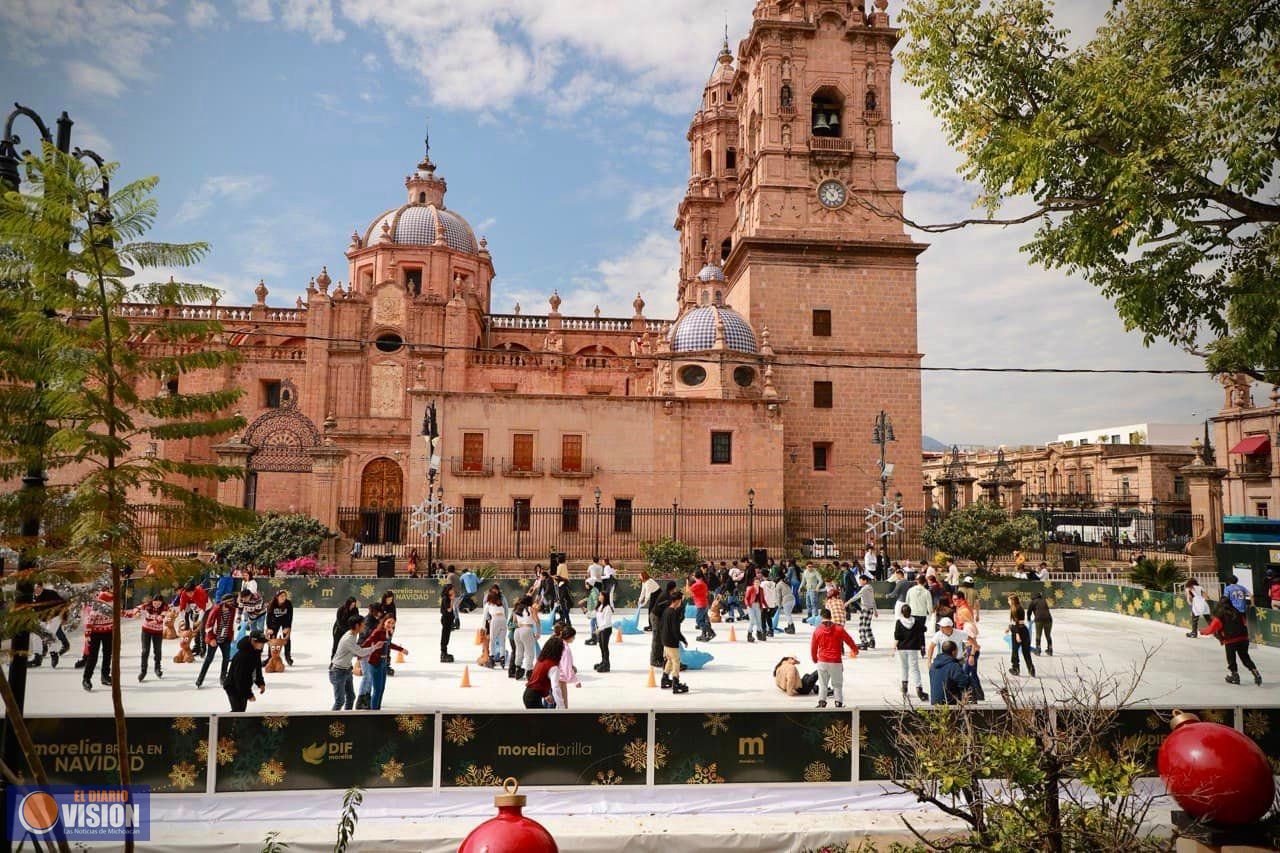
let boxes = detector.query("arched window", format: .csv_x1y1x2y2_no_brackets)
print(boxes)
417,191,426,203
865,87,878,113
780,83,793,110
701,149,713,177
720,237,731,261
811,87,844,138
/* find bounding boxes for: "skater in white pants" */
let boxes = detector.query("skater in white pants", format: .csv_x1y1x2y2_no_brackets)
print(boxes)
893,604,929,701
512,597,539,679
809,607,858,708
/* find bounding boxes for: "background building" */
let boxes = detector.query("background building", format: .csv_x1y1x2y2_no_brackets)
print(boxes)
47,1,924,561
1213,375,1280,519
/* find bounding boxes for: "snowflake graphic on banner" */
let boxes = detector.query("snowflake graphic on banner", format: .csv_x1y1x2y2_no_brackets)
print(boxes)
864,498,904,540
410,495,453,536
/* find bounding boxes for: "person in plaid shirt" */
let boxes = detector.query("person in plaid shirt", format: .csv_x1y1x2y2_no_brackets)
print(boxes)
851,575,878,649
824,586,847,625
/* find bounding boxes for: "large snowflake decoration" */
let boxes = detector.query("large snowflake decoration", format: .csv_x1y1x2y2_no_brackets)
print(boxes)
702,713,731,736
597,714,637,735
687,762,725,784
258,759,286,786
397,714,427,737
864,498,905,540
822,720,852,757
454,764,502,787
171,716,197,735
380,758,405,784
803,761,832,783
593,770,622,786
167,761,198,790
410,496,454,537
445,716,476,746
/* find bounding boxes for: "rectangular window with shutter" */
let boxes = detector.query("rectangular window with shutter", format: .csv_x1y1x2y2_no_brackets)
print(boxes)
561,435,583,473
463,497,481,531
462,433,484,472
711,431,733,464
614,498,633,533
813,442,831,471
512,433,534,472
812,309,832,337
813,381,833,408
562,498,580,532
512,498,531,531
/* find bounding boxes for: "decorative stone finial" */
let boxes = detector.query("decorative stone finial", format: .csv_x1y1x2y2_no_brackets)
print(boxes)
633,292,645,316
549,290,562,313
349,230,361,249
316,266,331,293
760,324,774,357
333,280,345,298
763,363,778,399
713,311,727,350
593,305,601,318
295,296,304,309
434,214,447,246
307,276,316,294
513,301,521,315
254,279,268,305
479,236,489,252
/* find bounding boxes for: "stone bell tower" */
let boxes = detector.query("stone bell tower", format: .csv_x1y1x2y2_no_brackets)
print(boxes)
715,0,926,509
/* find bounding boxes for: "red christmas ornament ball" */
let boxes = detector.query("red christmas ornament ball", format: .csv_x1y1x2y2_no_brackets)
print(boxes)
1157,710,1275,826
458,778,559,853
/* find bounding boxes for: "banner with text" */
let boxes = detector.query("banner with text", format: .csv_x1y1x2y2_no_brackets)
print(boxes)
25,716,208,793
441,712,644,787
653,711,853,784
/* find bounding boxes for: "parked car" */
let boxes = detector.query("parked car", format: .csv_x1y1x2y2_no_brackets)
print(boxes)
801,538,841,559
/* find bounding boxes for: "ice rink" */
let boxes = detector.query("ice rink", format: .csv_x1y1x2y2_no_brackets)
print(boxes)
23,605,1280,715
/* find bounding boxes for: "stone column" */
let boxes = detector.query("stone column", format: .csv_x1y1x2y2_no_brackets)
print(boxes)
212,441,254,509
1178,460,1227,572
1001,480,1025,513
307,444,350,532
922,480,936,512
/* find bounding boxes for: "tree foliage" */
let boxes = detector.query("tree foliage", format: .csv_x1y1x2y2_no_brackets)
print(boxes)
215,512,331,569
896,0,1280,381
922,502,1039,568
1127,557,1188,591
639,537,701,576
0,146,249,839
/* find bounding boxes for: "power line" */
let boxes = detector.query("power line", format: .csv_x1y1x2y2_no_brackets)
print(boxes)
219,325,1215,375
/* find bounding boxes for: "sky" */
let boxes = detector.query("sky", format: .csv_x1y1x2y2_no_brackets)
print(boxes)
0,0,1223,445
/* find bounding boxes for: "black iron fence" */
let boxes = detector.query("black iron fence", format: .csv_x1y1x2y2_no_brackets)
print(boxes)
334,505,1202,567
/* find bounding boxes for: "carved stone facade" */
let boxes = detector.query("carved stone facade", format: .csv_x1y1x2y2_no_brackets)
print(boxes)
57,1,925,534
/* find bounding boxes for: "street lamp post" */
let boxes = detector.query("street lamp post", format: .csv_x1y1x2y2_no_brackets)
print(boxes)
593,486,602,561
746,488,755,564
0,103,77,853
871,410,896,560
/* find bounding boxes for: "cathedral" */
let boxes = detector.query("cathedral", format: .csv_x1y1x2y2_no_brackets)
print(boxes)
135,0,924,541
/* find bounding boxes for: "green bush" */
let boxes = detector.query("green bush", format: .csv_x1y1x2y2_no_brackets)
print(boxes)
638,538,700,576
922,502,1040,569
215,513,331,569
1127,557,1187,591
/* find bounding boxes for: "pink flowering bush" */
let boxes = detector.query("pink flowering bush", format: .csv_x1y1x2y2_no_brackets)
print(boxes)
276,556,319,575
319,564,339,577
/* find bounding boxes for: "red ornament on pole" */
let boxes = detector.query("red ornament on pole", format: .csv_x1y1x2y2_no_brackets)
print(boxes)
1157,709,1275,826
458,777,559,853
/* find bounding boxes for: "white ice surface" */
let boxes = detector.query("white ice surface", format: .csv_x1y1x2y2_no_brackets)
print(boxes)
24,607,1280,715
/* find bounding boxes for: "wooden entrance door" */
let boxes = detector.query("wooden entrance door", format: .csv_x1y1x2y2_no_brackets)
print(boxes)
360,458,403,508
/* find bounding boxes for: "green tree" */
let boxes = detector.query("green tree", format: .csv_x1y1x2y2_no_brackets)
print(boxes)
0,146,248,846
215,512,332,569
1127,557,1187,592
922,501,1039,568
892,0,1280,381
639,537,701,576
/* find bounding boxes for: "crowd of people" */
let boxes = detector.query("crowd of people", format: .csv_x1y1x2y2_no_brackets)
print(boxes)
12,550,1271,714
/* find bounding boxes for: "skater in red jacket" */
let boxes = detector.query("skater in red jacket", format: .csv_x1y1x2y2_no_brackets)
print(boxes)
1200,600,1263,686
810,608,858,708
127,593,170,682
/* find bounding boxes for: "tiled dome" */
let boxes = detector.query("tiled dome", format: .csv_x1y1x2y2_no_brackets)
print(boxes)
696,263,726,282
669,304,758,354
363,204,477,253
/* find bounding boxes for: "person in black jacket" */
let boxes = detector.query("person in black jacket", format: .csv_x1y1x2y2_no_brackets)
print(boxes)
649,581,676,670
1029,592,1053,656
224,632,266,712
440,584,458,663
893,604,928,701
266,590,294,666
331,597,359,658
660,589,689,693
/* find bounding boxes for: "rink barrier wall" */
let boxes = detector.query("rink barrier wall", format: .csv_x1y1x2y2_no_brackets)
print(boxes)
227,577,1278,647
19,706,1280,794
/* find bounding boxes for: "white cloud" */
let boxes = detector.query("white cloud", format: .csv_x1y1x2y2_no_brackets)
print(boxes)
0,0,172,95
626,185,682,222
280,0,344,42
173,175,268,225
233,0,273,23
186,0,218,28
66,60,126,98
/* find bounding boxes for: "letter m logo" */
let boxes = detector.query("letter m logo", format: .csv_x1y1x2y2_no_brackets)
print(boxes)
737,737,765,757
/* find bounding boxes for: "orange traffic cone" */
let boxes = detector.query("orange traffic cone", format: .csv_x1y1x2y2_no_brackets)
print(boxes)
646,667,657,688
353,659,363,676
728,625,737,643
460,665,472,688
395,649,405,664
615,628,623,644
